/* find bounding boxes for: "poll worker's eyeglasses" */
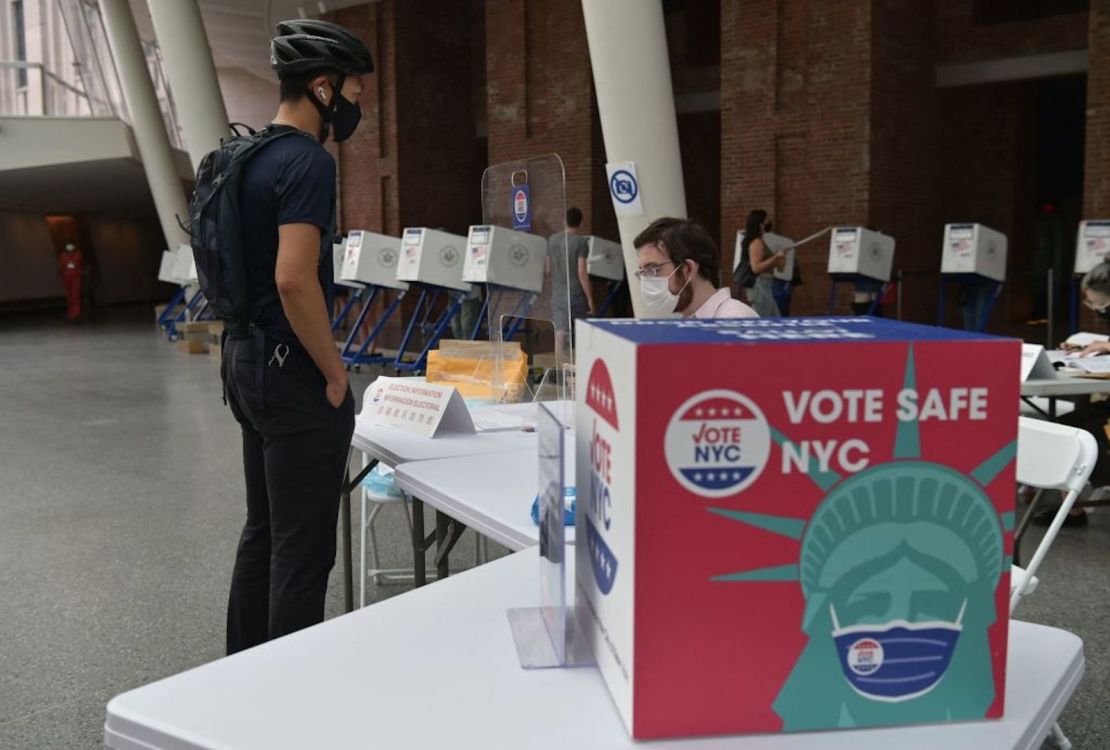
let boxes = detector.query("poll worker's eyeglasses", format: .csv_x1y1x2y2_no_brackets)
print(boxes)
1083,299,1110,314
635,261,676,279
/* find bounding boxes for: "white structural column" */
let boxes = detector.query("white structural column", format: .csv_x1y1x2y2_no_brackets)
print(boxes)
581,0,686,318
99,0,189,248
146,0,229,170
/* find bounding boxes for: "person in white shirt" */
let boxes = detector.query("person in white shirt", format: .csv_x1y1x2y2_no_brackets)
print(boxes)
633,217,758,319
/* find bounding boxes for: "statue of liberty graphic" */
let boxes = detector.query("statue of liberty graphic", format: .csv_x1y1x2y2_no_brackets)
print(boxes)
709,347,1014,730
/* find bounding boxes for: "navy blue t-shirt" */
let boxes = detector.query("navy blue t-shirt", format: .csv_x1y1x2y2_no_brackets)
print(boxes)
239,128,336,344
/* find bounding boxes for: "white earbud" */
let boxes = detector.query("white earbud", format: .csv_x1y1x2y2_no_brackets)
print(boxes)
317,88,326,99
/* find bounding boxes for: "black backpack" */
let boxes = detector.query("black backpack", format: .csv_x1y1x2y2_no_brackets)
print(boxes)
183,123,310,333
734,234,757,289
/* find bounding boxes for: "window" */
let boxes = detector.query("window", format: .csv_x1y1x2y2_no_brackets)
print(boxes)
12,0,26,87
973,0,1088,24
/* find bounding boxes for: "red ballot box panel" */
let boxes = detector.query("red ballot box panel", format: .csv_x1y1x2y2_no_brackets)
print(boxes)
574,317,1019,740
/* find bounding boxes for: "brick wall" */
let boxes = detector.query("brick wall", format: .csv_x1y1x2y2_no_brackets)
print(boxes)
936,2,1088,64
870,0,939,323
333,2,399,236
394,0,485,235
485,0,596,232
721,0,873,313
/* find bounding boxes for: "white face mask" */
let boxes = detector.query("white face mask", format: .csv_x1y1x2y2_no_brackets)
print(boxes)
640,264,691,317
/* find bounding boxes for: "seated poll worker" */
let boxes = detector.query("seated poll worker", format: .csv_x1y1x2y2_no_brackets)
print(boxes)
1045,260,1110,527
634,217,758,319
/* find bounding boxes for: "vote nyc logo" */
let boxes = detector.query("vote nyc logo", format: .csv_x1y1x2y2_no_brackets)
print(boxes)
664,390,771,498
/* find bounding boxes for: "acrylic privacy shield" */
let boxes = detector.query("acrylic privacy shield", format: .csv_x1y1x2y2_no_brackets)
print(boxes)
574,317,1019,739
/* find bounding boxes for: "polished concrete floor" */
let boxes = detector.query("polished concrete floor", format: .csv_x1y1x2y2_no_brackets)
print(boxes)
0,310,1107,748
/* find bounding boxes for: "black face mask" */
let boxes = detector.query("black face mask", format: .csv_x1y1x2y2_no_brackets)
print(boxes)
763,221,774,233
1098,308,1110,322
308,75,362,143
329,92,362,142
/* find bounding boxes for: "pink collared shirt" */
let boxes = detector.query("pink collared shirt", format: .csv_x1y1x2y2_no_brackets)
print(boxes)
689,288,759,319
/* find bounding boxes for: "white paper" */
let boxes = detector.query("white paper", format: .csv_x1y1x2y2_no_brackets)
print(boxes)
1068,355,1110,375
1065,332,1110,348
360,376,475,438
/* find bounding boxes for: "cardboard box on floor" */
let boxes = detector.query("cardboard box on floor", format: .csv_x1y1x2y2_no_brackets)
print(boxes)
207,322,224,360
175,321,209,354
574,316,1018,739
175,339,207,354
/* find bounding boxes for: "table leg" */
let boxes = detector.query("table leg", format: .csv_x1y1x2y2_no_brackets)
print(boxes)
341,463,353,614
435,511,451,580
341,454,377,613
1049,398,1057,419
412,498,427,587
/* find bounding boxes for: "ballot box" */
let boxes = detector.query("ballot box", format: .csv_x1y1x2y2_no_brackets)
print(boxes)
940,223,1007,282
575,316,1018,739
339,230,408,290
827,227,895,282
395,228,471,292
462,225,546,292
1074,220,1110,275
586,236,625,281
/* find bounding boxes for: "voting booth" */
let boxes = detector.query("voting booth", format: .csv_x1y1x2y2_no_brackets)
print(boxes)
340,230,408,291
575,316,1017,739
388,228,473,372
396,228,471,293
463,225,546,293
939,223,1007,332
828,227,895,282
941,223,1007,282
171,243,198,285
157,245,206,338
826,227,896,315
335,231,408,365
332,240,362,291
1069,220,1110,331
1072,220,1110,275
586,236,624,281
584,236,625,317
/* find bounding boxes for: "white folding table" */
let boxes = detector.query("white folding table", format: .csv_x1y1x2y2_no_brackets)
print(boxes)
344,401,564,596
394,448,576,551
1021,375,1110,418
104,548,1084,750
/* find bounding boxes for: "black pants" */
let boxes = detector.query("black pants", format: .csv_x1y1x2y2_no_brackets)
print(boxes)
221,332,355,654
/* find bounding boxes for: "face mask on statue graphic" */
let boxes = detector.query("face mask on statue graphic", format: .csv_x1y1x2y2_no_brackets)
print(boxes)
829,600,966,702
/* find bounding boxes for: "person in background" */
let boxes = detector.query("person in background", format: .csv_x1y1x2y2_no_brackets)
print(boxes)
742,209,785,317
451,285,484,340
634,217,758,319
57,242,85,323
547,207,594,352
1044,261,1110,527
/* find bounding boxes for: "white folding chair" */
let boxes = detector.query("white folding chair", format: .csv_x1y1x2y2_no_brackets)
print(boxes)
357,456,421,607
1013,416,1097,750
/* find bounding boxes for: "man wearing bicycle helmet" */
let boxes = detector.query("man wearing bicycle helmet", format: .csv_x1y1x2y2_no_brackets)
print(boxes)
223,20,372,654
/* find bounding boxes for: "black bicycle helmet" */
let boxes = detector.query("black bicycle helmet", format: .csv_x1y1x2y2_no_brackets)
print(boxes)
270,19,374,78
